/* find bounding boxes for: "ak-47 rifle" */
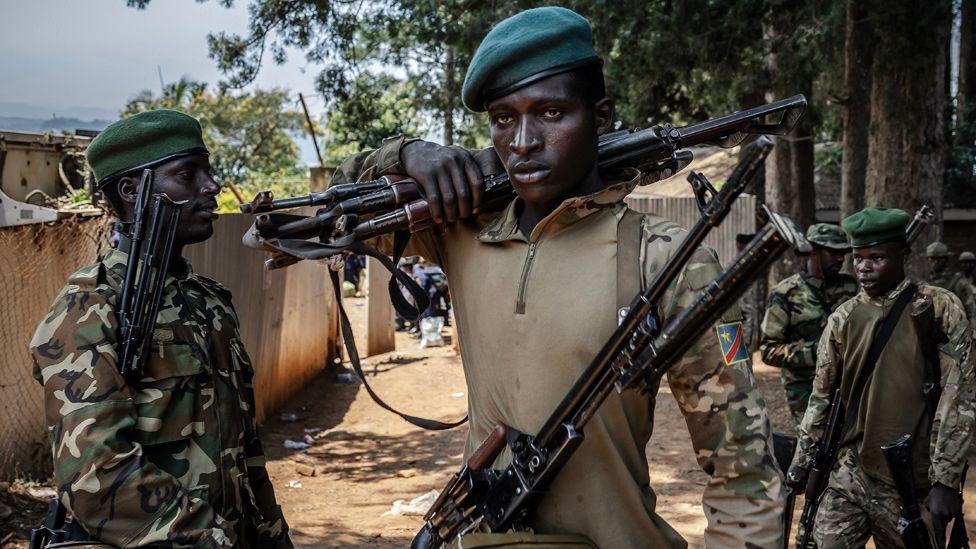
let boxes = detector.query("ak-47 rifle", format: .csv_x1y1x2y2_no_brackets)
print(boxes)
241,96,807,268
795,204,935,548
410,137,812,548
116,169,185,381
881,435,936,549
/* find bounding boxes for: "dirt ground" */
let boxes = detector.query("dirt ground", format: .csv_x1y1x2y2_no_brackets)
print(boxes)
4,296,975,547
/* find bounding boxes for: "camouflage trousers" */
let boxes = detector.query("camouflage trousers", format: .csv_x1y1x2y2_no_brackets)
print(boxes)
781,369,814,432
813,448,938,548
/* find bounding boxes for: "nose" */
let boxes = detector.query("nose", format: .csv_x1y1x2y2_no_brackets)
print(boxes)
201,173,221,196
510,117,542,155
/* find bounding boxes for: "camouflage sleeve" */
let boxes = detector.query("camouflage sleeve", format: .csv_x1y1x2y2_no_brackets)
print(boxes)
759,286,816,369
792,309,843,470
928,291,976,488
29,286,235,548
645,220,784,548
952,278,976,330
237,344,292,548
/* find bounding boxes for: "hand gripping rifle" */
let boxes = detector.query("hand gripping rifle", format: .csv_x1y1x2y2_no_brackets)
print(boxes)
795,204,936,548
411,137,812,549
116,169,185,381
241,96,807,267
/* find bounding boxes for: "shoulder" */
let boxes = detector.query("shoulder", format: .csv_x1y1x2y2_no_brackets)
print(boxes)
629,209,720,290
826,295,860,330
770,273,803,296
30,259,118,351
917,283,966,319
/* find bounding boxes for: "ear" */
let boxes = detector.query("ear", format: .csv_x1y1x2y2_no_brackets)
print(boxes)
594,98,615,135
117,177,139,204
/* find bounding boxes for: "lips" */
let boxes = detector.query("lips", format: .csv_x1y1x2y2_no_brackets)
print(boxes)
511,161,551,185
196,203,219,220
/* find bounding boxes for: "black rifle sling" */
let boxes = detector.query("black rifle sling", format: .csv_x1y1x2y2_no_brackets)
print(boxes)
841,283,918,437
329,230,466,430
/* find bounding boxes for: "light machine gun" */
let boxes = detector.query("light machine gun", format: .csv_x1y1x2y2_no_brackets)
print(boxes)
241,96,807,267
411,137,812,548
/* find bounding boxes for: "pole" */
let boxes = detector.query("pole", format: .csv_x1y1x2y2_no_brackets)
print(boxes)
298,92,325,166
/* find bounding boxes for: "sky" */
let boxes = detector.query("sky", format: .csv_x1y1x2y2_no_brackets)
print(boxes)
0,0,325,162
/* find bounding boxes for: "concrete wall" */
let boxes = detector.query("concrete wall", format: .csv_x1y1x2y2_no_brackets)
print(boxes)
0,212,337,479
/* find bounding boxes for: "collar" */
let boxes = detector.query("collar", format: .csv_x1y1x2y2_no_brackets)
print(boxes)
800,270,823,288
103,248,193,281
476,167,641,243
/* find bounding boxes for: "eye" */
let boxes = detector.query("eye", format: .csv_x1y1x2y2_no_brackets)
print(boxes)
493,113,513,126
541,108,563,119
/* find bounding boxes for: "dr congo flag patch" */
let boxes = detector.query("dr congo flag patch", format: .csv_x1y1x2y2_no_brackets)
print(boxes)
715,322,749,365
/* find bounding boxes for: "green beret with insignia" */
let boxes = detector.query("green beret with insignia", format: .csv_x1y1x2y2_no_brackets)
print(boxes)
87,109,209,188
840,207,910,248
805,223,850,250
461,7,602,112
926,241,951,258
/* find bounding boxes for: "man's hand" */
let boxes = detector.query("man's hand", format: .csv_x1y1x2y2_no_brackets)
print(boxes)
786,464,809,492
401,140,485,224
924,482,962,530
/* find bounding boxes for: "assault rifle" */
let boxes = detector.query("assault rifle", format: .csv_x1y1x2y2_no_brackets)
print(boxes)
241,96,807,267
795,204,935,548
882,435,936,549
116,169,185,380
411,137,812,548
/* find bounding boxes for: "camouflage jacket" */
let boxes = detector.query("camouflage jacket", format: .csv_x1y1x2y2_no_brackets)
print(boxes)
927,270,976,328
332,139,785,548
793,279,976,489
760,272,858,372
30,250,291,548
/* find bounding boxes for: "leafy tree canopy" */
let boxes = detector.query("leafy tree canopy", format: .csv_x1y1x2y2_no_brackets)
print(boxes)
123,78,307,210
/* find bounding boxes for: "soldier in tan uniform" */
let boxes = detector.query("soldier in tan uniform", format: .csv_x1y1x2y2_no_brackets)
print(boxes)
926,241,976,326
788,207,975,547
332,7,784,547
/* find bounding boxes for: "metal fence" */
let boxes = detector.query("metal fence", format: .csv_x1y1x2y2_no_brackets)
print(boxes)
1,212,337,479
624,194,758,266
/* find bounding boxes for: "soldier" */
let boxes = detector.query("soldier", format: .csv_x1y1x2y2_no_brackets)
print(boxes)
331,7,784,547
788,207,975,547
926,242,976,327
29,110,292,548
760,223,858,431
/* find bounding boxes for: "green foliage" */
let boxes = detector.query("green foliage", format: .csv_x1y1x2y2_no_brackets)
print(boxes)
123,78,306,209
320,72,425,163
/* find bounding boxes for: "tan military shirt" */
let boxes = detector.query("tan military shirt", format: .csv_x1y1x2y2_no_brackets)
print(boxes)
333,141,784,548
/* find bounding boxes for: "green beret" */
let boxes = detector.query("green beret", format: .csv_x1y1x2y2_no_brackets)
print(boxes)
87,109,208,188
960,251,976,261
805,223,850,250
841,207,910,248
926,241,951,258
461,7,602,112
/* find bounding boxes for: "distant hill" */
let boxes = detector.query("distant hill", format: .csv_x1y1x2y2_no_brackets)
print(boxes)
0,116,111,134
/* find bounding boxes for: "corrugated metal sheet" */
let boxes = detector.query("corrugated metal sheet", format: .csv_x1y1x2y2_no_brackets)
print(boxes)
624,194,758,266
184,212,338,422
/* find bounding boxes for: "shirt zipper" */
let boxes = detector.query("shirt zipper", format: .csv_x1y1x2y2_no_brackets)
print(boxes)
515,242,538,314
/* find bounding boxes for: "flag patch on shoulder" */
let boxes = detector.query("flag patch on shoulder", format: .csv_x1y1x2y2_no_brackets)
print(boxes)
715,322,749,365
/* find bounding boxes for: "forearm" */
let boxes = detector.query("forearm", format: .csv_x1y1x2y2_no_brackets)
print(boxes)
759,338,815,369
929,310,975,488
792,329,839,469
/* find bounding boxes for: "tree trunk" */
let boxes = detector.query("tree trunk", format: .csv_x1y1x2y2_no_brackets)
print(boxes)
839,0,874,219
959,0,975,124
764,1,816,284
865,0,951,279
443,47,456,146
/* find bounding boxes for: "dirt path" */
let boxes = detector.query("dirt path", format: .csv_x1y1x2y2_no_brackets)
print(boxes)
262,297,976,547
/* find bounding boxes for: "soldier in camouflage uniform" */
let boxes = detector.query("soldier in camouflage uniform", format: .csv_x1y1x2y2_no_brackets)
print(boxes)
30,110,291,548
760,223,858,430
926,242,976,327
330,8,785,547
788,208,975,548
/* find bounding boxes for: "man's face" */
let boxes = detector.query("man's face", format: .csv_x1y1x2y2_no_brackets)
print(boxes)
816,246,848,278
852,241,908,297
119,154,220,245
486,72,611,206
962,260,975,276
928,256,948,273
